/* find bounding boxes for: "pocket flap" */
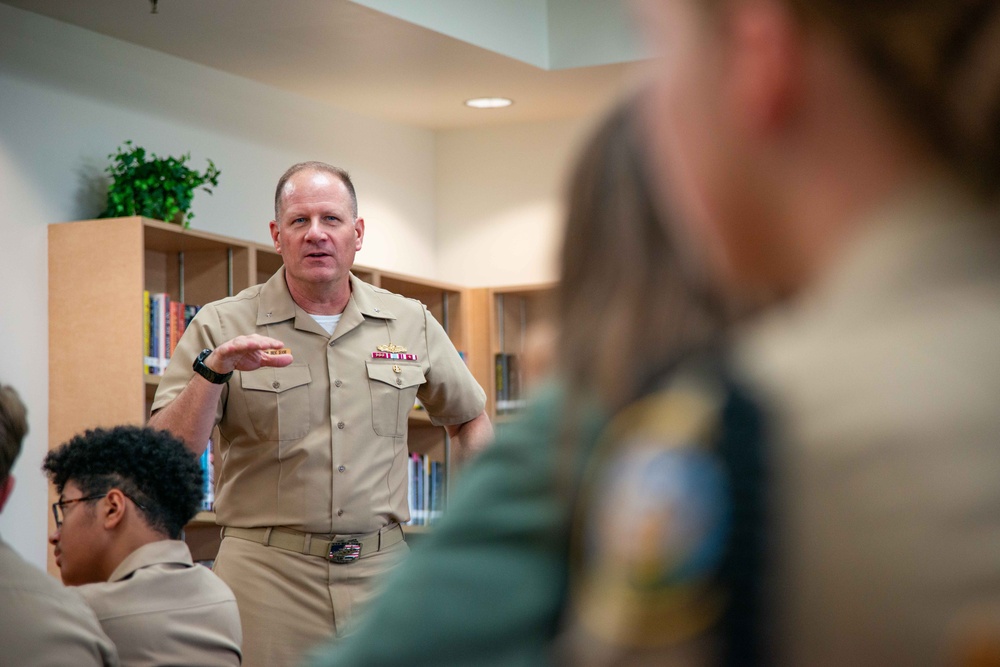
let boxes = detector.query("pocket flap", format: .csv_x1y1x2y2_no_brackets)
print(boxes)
240,365,312,393
366,361,425,390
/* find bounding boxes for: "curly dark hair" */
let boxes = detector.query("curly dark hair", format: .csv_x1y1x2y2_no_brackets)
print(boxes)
43,426,204,539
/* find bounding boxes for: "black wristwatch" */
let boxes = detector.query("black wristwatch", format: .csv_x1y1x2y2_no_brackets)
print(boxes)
193,348,233,384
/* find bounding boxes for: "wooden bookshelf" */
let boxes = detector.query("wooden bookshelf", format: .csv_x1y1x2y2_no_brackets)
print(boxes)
47,217,485,573
481,284,556,421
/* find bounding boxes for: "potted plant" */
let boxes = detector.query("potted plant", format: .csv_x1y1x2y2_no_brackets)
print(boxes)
99,140,221,228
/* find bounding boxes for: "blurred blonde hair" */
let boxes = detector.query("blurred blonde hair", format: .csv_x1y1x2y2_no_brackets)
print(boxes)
555,99,727,412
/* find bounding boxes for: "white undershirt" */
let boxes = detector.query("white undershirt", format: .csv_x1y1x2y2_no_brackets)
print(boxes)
309,313,342,335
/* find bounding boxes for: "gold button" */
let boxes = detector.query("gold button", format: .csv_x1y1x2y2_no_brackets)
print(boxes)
392,365,402,373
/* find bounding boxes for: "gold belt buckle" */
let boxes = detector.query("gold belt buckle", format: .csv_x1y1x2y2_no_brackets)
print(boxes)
328,539,361,564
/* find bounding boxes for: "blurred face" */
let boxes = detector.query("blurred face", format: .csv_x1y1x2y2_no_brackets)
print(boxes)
270,170,364,294
637,1,731,280
49,481,106,586
636,0,782,297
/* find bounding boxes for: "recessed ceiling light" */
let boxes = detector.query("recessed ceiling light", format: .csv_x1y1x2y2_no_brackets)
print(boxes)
465,97,513,109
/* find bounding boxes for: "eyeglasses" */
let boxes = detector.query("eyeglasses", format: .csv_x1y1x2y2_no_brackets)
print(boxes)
52,494,106,529
51,492,147,529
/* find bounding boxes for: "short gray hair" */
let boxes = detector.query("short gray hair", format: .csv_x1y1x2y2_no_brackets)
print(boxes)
274,161,358,220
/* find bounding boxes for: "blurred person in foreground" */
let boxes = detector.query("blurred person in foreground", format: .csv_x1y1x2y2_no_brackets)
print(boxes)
45,425,242,666
0,382,119,666
634,0,1000,664
306,98,767,666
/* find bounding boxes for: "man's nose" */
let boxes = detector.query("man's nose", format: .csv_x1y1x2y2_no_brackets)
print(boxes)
48,527,60,545
304,218,325,240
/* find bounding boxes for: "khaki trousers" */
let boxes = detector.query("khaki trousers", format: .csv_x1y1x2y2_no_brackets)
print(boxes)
214,532,409,667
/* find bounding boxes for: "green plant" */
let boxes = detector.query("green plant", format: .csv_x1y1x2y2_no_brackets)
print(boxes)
99,141,221,228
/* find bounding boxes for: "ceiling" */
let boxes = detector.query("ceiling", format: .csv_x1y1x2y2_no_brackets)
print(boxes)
0,0,649,130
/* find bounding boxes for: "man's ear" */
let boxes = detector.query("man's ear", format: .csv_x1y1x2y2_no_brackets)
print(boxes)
354,217,365,251
723,0,804,136
270,219,281,254
0,475,15,513
102,488,128,530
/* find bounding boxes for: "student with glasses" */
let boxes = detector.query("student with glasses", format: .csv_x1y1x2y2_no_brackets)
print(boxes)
44,425,242,666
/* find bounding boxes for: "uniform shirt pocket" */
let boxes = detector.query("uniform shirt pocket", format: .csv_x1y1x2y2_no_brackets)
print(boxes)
240,365,312,442
366,361,425,437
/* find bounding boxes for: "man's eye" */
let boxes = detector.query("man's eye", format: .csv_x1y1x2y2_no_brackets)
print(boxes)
324,216,339,223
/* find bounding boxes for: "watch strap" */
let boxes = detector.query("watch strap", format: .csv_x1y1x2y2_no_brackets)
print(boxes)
193,348,233,384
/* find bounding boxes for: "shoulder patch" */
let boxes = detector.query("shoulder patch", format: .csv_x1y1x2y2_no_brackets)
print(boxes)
571,381,732,648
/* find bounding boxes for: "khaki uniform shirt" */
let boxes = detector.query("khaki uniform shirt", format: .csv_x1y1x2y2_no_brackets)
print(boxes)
734,180,1000,665
152,270,486,534
0,536,119,666
77,540,241,667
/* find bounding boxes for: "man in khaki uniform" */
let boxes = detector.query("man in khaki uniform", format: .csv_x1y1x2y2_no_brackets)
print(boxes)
149,161,491,667
0,383,119,667
45,425,242,666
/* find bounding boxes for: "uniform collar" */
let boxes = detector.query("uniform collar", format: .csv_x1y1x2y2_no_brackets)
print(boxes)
348,273,396,321
257,266,396,338
257,267,395,327
107,540,193,583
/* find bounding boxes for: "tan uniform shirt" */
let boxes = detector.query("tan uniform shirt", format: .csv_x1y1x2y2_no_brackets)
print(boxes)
0,536,119,666
734,180,1000,666
77,540,241,667
152,270,485,533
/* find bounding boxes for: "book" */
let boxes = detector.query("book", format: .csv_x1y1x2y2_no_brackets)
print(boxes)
144,296,201,373
422,454,431,525
428,461,444,524
184,303,200,327
495,352,525,414
169,300,189,356
495,352,510,404
414,453,425,525
200,440,214,511
406,454,416,525
143,290,151,374
147,292,169,375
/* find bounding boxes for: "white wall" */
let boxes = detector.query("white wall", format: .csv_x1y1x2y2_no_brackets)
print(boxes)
435,115,597,287
0,3,439,568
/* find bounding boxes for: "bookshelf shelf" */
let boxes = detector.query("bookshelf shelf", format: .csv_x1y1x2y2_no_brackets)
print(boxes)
47,216,496,573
